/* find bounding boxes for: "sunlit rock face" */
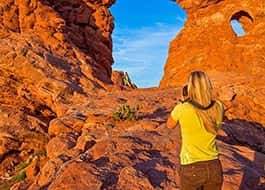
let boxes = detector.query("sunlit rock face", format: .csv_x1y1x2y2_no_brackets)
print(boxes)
160,0,265,124
0,0,115,186
0,0,116,144
0,0,115,106
176,0,223,9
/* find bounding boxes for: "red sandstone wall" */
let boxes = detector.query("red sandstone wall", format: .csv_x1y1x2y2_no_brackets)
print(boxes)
160,0,265,87
160,0,265,124
0,0,115,110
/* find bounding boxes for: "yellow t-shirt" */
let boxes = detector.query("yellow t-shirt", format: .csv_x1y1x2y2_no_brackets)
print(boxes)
171,101,223,165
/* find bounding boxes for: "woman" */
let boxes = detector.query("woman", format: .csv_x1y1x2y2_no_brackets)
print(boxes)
167,71,224,190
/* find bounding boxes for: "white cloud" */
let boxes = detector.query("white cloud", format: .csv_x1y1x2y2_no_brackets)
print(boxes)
112,23,183,87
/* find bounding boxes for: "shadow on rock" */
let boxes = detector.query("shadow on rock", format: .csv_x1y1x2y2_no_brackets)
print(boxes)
220,118,265,153
217,119,265,190
140,107,169,119
133,149,175,188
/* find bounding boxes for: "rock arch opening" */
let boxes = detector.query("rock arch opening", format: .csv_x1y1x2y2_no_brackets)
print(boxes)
230,10,253,37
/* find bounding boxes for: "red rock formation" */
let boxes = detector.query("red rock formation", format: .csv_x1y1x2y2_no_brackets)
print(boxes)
160,0,265,124
0,0,115,149
161,0,265,86
0,0,264,190
112,70,138,89
0,0,115,105
0,0,115,188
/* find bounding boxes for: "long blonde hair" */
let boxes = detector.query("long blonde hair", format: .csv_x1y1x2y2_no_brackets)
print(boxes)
187,71,222,135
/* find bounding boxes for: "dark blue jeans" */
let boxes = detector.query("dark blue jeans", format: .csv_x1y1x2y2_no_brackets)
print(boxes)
180,159,223,190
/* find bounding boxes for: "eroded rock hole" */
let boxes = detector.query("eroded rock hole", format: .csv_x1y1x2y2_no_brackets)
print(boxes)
230,10,253,37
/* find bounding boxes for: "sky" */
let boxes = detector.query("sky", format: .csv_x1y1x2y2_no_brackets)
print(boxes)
230,20,245,37
110,0,245,88
110,0,186,88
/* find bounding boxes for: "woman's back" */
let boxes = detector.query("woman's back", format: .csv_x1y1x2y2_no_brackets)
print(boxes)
171,101,223,165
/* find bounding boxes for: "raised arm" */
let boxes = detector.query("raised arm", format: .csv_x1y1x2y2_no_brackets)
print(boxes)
167,104,181,129
167,115,178,129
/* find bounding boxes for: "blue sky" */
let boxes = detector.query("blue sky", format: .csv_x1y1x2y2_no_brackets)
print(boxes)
110,0,186,87
230,20,245,36
110,1,245,88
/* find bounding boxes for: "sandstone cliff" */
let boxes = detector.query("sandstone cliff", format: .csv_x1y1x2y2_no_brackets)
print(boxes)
160,0,265,124
0,0,115,104
0,0,116,188
0,0,115,170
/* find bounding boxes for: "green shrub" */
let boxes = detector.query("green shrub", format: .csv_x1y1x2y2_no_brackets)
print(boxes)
13,156,34,182
18,155,34,171
112,104,140,121
18,161,31,171
11,170,26,181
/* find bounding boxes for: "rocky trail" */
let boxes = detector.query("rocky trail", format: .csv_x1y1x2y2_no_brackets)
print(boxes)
0,88,264,190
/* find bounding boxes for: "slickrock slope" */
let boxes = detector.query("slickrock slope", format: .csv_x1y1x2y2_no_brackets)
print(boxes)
0,88,264,190
160,0,265,124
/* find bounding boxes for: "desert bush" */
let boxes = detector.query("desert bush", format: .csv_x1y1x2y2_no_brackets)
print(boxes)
112,104,140,121
11,170,26,181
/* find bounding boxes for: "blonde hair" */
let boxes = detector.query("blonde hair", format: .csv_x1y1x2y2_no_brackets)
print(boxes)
187,71,223,135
